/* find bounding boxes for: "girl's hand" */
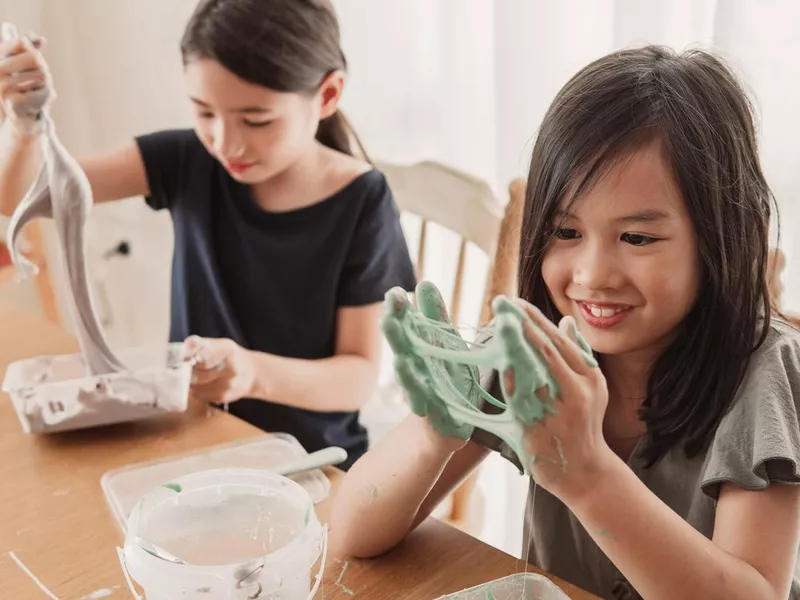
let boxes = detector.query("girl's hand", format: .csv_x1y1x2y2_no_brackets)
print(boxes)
382,282,478,453
512,300,618,505
0,27,52,134
184,335,256,406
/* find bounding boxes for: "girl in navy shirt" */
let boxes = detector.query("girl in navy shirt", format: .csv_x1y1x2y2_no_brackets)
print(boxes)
0,0,415,469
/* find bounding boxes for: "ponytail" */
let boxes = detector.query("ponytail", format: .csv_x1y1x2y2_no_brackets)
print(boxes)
316,110,371,163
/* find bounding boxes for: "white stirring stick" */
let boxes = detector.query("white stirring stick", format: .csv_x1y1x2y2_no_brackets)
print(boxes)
270,446,348,476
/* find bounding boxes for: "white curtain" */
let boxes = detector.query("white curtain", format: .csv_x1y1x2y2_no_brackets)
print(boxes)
335,0,799,285
333,0,800,556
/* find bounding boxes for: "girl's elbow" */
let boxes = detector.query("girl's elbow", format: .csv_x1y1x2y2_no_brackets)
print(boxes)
329,524,401,559
328,511,393,559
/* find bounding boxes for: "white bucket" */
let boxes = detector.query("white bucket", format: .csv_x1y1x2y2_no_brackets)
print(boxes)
119,468,327,599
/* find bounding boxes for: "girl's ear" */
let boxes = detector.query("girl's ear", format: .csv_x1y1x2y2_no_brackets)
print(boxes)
318,70,345,120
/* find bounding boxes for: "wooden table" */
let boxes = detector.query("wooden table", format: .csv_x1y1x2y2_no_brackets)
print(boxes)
0,303,598,599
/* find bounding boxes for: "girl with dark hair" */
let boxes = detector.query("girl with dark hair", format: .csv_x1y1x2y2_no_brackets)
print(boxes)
331,46,800,598
0,0,415,470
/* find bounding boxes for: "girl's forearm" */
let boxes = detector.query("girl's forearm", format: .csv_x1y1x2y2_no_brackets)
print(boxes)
328,414,460,558
246,349,378,412
0,122,41,216
565,456,777,600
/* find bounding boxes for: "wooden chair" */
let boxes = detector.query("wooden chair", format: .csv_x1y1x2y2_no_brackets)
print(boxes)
377,160,525,531
378,160,504,321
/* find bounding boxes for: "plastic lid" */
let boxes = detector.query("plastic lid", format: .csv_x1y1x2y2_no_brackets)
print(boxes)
102,433,331,533
435,572,571,600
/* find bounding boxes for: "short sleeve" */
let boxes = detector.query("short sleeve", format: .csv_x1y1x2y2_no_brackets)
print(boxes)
701,322,800,499
134,129,202,211
337,172,417,306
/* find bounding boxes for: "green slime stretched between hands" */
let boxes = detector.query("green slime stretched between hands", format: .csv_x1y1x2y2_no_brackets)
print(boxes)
381,281,597,474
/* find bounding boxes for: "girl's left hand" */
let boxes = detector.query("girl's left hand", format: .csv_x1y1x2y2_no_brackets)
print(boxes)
512,300,618,505
184,335,256,406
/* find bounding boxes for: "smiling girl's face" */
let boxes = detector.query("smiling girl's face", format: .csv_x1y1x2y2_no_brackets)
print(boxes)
541,141,701,358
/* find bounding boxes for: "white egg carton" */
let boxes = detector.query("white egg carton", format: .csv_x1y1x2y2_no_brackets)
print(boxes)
2,342,191,434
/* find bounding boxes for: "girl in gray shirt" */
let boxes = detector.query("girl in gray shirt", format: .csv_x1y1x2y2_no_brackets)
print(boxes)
329,46,800,600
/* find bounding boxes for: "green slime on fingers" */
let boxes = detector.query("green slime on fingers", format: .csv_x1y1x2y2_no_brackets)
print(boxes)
382,281,597,475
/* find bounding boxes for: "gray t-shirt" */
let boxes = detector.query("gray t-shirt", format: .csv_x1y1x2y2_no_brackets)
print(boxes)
471,318,800,600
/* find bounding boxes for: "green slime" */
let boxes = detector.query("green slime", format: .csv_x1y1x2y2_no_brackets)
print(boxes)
382,281,596,475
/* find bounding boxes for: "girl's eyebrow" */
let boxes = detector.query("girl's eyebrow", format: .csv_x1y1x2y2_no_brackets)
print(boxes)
615,210,671,224
189,97,272,114
552,209,671,224
553,209,576,221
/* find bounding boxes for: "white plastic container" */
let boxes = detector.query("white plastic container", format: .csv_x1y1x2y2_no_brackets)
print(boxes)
120,468,326,600
436,572,571,600
2,343,191,433
102,433,331,533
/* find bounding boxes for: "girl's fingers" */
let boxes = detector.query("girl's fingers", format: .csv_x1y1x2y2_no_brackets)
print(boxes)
394,354,432,419
0,50,40,77
385,286,410,317
560,315,598,366
26,33,45,48
0,38,24,58
190,379,230,404
381,289,413,355
518,317,574,398
1,72,45,93
415,280,452,324
515,300,595,375
382,313,409,355
185,335,229,371
190,360,227,385
494,306,559,422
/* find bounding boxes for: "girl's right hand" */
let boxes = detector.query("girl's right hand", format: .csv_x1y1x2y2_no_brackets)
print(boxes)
0,30,52,134
382,282,479,452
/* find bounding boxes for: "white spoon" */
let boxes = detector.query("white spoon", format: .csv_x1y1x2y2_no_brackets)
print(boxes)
269,446,348,476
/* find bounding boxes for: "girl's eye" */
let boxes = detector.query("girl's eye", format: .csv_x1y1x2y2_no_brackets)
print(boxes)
554,227,581,240
198,112,214,119
244,120,273,128
621,233,658,246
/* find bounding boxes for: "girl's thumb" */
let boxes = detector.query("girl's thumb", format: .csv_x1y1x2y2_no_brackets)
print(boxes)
560,316,579,342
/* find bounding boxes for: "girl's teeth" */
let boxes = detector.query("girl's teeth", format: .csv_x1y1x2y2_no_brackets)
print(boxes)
588,305,624,318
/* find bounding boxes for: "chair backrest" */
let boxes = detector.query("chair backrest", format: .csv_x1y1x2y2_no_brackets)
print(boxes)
377,160,518,326
479,177,525,325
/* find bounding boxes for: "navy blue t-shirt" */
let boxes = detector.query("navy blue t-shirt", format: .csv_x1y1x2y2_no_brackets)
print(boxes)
135,129,416,470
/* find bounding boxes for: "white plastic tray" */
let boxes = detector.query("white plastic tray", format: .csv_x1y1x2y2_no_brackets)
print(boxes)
2,343,190,434
436,572,571,600
101,432,331,533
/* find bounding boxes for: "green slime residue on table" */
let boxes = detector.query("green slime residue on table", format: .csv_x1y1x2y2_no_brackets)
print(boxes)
162,482,182,493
